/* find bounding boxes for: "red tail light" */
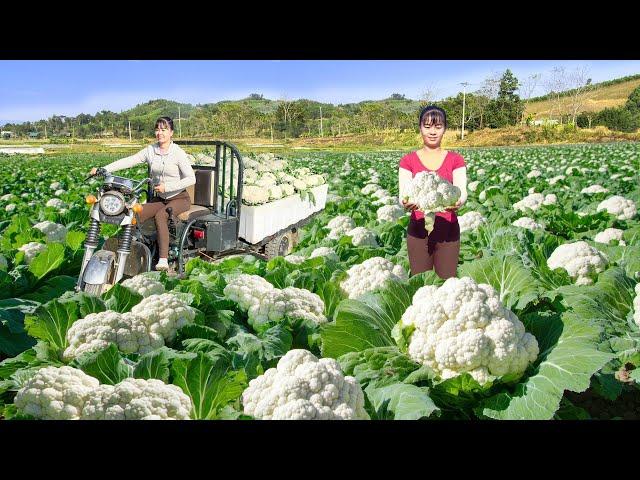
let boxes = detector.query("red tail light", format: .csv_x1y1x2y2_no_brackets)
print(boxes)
193,229,205,240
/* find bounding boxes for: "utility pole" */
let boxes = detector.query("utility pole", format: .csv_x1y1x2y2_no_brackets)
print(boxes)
178,106,182,138
128,120,132,142
319,106,323,137
459,82,470,140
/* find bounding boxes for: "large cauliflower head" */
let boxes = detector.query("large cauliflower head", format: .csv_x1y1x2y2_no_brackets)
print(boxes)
130,293,196,343
15,366,192,420
33,221,67,243
347,227,379,247
376,204,405,223
547,241,608,285
82,378,192,420
402,277,539,384
63,310,165,360
404,171,460,213
326,215,356,240
223,273,275,312
14,366,100,419
597,196,637,220
121,273,166,298
242,349,369,420
246,286,327,329
340,257,408,299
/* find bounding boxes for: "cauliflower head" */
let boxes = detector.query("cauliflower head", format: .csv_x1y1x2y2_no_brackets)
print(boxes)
18,241,46,264
33,221,67,243
223,274,275,312
361,183,380,195
284,254,306,264
326,216,356,240
513,193,556,212
597,196,637,220
403,171,460,214
121,273,166,298
402,277,539,384
547,241,608,285
581,184,608,195
82,378,192,420
242,349,369,420
458,211,486,233
309,247,339,263
46,198,65,209
468,180,480,192
346,227,378,247
248,287,327,329
14,366,100,419
376,204,405,223
63,310,165,360
594,228,626,246
340,257,408,299
512,217,544,231
130,293,196,343
242,185,270,205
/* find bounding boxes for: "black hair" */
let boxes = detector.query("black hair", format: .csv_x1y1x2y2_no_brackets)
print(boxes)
418,105,447,129
154,116,174,131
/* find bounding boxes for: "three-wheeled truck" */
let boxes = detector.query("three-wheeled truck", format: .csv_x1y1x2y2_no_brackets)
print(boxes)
76,140,328,295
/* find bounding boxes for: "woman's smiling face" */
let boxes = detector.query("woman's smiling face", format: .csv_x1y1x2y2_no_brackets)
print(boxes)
155,124,173,143
420,119,445,148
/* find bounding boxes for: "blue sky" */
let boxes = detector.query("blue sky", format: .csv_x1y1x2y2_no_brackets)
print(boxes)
1,60,639,124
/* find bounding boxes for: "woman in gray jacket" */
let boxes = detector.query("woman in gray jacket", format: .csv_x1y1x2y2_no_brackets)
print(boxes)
89,116,196,271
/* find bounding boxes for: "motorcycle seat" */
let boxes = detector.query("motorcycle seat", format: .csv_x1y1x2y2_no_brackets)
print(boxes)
178,205,210,222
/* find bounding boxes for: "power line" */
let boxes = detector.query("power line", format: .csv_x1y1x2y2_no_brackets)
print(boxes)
459,82,470,140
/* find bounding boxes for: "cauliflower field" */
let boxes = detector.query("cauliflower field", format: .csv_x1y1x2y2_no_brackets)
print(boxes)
0,142,639,420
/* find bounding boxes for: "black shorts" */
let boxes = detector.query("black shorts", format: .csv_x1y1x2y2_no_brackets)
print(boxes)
407,216,460,254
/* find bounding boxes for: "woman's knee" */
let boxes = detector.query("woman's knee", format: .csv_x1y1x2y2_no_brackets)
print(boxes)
154,208,169,221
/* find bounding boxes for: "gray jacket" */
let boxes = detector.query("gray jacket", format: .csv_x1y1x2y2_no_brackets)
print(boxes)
104,142,195,199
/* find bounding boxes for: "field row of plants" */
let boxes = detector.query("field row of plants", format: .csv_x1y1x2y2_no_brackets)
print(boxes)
0,142,638,420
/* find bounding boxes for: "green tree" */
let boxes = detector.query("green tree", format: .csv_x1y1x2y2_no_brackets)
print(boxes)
485,69,524,128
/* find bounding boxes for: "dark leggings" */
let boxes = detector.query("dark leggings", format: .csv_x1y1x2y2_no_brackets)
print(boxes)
406,216,460,279
137,190,191,258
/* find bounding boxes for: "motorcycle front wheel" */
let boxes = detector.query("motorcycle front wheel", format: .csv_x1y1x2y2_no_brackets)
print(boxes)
83,283,105,297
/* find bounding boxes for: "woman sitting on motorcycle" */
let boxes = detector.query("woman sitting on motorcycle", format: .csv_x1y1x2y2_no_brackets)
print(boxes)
89,116,195,271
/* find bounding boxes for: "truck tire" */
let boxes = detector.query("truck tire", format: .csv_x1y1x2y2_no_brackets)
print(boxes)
264,231,295,259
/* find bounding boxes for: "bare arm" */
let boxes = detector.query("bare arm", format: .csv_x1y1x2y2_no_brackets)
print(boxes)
452,166,468,206
398,168,413,201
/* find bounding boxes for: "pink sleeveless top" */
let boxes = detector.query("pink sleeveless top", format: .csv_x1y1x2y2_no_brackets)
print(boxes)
399,150,466,223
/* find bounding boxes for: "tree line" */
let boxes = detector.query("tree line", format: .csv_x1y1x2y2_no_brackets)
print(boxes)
2,68,638,140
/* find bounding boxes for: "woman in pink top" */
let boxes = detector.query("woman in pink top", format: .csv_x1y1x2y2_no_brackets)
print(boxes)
398,106,468,279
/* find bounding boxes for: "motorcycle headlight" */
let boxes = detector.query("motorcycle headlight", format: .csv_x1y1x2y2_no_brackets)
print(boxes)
100,193,125,215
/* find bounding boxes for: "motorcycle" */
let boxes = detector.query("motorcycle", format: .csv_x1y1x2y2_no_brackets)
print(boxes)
76,167,155,296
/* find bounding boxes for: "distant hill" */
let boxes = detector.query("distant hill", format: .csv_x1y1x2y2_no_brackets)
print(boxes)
525,74,640,118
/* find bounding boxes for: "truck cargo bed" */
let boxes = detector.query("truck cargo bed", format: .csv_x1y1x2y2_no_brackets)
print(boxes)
238,184,328,244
